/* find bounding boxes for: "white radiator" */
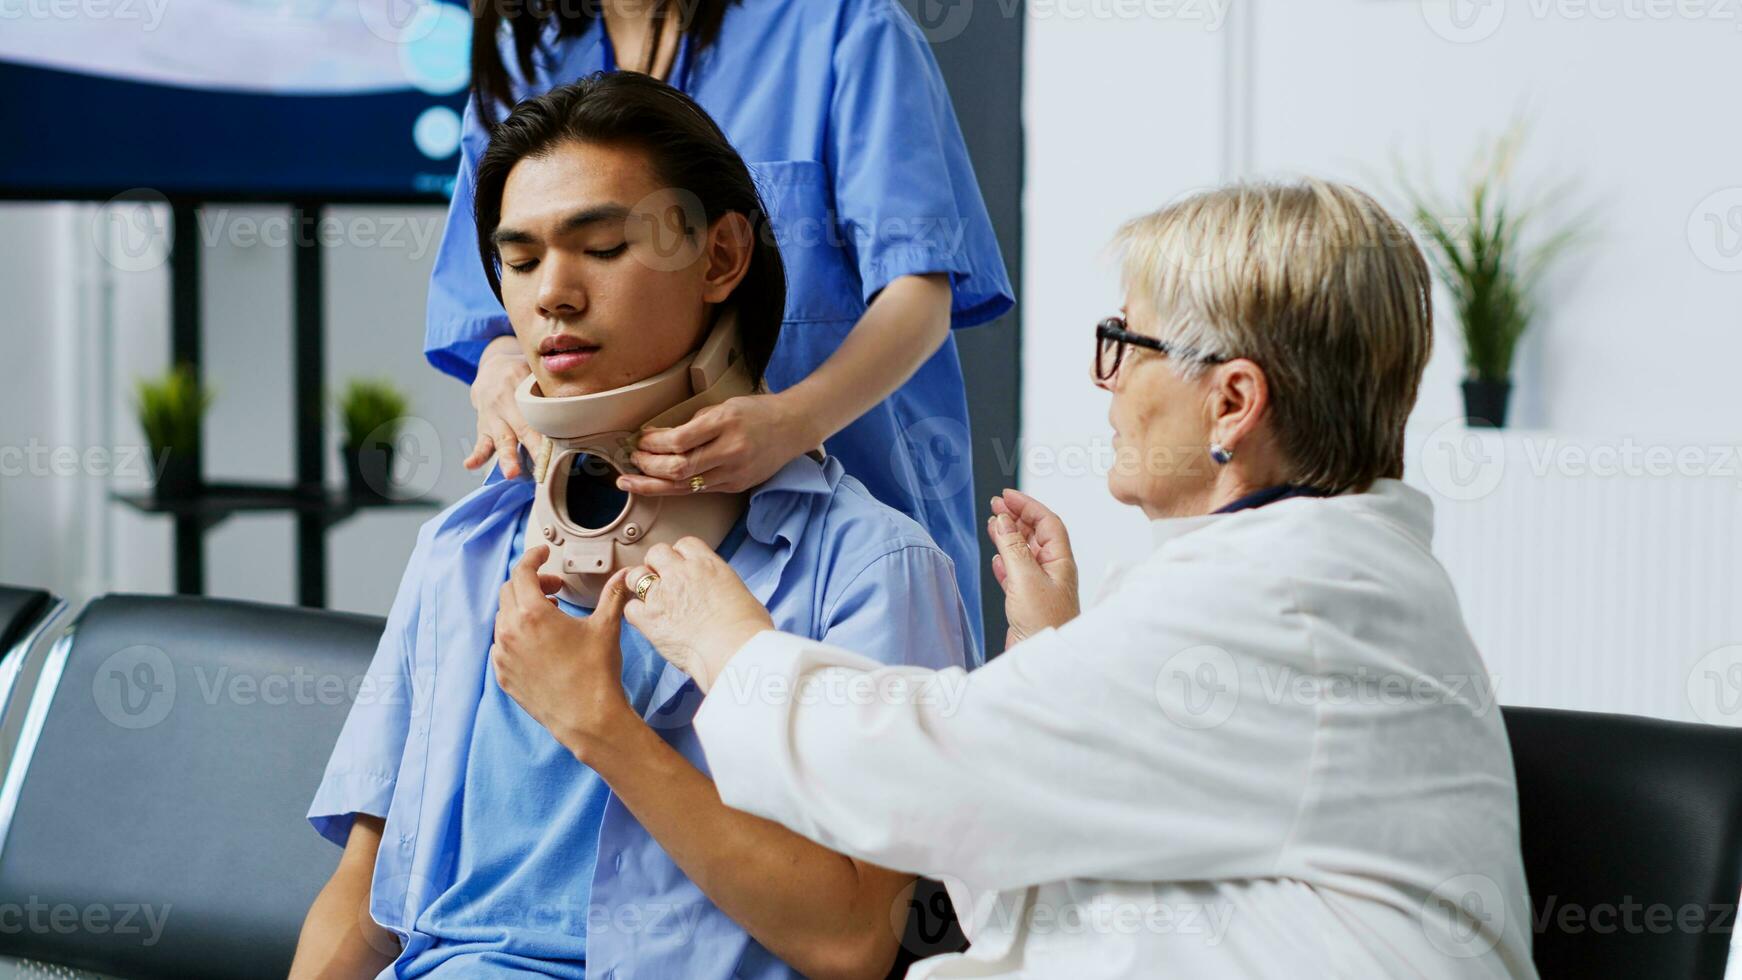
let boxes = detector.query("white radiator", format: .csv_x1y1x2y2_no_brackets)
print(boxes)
1407,425,1742,725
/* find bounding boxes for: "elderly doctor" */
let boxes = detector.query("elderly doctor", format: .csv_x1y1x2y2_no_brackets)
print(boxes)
589,181,1536,978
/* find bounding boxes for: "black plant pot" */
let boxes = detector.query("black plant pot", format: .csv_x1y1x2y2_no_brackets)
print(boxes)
1461,378,1513,429
343,443,396,502
151,449,200,500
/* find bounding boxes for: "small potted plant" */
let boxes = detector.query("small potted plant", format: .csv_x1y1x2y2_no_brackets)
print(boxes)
1398,123,1588,427
338,378,410,502
134,366,212,499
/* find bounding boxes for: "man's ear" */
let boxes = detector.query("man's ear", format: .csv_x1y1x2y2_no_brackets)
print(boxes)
1208,358,1270,454
699,212,754,304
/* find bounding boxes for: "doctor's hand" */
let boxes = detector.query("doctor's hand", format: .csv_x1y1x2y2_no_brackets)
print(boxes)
988,488,1081,650
619,392,818,496
464,335,542,481
619,538,776,693
492,545,638,760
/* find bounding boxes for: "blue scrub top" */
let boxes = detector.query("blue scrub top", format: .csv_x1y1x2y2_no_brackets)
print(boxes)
394,511,749,978
423,0,1016,657
308,455,976,978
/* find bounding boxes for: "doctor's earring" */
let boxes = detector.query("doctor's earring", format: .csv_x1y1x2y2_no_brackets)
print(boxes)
1209,442,1234,465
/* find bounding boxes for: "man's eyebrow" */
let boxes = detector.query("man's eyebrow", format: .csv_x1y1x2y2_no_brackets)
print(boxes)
492,204,631,246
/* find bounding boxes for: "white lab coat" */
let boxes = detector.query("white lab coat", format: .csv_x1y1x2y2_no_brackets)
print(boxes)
694,479,1537,979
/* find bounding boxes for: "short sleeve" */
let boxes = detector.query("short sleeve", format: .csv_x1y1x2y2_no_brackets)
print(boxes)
819,543,976,671
423,96,513,385
305,530,429,847
829,0,1014,328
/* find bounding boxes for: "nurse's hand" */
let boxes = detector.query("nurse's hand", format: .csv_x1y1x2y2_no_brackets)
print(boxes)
492,545,638,759
463,335,542,481
620,538,776,693
620,392,818,496
988,488,1081,650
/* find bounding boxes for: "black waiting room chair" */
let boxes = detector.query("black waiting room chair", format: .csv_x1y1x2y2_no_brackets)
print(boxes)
1503,705,1742,979
0,594,382,979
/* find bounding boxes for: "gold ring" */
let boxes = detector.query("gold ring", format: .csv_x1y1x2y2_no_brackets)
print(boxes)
633,572,660,602
690,475,706,493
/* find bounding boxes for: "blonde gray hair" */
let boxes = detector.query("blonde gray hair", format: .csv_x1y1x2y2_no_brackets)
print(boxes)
1114,179,1433,493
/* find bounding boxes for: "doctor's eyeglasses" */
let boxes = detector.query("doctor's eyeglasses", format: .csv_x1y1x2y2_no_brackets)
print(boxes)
1093,316,1226,382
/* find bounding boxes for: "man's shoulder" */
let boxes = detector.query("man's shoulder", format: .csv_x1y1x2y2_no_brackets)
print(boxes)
749,457,957,615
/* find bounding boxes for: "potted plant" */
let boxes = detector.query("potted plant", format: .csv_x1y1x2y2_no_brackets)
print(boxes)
134,366,212,499
338,378,410,502
1398,123,1587,427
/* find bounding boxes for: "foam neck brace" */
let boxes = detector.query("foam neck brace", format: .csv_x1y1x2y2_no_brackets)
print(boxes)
516,311,754,607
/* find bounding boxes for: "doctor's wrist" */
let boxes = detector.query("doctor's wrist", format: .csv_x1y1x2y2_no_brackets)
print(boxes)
695,621,774,695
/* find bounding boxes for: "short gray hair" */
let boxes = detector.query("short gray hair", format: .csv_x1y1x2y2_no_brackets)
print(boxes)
1114,179,1433,493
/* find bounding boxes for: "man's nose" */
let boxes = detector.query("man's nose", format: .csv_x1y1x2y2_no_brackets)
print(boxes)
535,255,588,318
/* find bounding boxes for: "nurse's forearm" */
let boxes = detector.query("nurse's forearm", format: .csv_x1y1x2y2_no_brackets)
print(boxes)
575,714,912,980
777,273,952,445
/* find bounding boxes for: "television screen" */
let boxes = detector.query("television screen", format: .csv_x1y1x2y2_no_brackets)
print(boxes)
0,0,472,202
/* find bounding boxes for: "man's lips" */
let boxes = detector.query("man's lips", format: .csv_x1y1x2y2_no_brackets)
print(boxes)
542,347,599,372
539,334,600,372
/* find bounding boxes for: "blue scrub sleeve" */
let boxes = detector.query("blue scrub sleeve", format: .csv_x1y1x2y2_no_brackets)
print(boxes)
424,97,513,385
829,0,1015,329
819,543,976,671
306,527,429,847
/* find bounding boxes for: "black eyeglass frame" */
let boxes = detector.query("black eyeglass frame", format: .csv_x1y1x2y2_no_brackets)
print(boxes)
1094,316,1227,381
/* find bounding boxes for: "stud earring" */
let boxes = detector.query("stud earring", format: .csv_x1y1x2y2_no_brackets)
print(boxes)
1209,442,1234,465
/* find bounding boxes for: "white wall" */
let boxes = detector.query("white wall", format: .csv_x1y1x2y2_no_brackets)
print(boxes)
0,201,482,618
1023,0,1742,722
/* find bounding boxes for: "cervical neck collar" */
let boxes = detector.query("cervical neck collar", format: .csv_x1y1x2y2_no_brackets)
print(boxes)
517,311,754,607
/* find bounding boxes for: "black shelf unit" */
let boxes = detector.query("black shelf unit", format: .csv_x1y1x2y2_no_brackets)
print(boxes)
109,202,437,608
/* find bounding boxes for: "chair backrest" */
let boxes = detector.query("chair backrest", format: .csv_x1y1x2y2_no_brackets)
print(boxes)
1503,705,1742,979
0,584,64,777
0,586,53,657
0,593,382,979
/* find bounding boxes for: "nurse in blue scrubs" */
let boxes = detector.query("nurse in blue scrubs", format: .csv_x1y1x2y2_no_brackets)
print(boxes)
425,0,1013,654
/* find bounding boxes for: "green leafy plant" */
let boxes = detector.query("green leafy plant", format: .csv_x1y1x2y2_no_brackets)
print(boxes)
337,378,410,450
134,365,213,458
1396,122,1589,383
